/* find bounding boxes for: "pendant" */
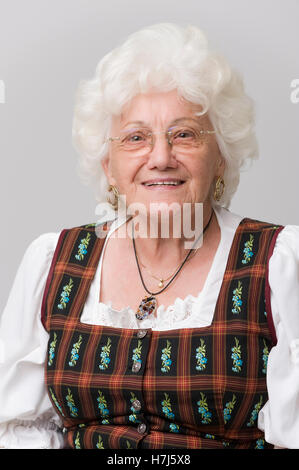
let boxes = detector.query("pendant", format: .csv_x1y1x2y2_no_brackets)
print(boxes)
158,279,164,288
135,295,157,320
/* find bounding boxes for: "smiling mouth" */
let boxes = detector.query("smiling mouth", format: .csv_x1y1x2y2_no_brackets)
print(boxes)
142,181,185,187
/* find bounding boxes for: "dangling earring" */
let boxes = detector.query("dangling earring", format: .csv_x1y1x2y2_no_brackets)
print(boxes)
107,184,119,210
214,176,225,201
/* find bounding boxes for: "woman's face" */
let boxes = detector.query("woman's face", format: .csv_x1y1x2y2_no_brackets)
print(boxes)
101,89,225,216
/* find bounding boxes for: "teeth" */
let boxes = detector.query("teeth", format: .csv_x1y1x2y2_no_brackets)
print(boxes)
144,181,182,186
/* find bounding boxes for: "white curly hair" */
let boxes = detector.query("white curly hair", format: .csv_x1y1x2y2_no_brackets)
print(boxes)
72,22,258,210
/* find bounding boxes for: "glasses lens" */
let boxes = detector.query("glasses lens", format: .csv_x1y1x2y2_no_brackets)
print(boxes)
169,125,208,150
117,128,151,151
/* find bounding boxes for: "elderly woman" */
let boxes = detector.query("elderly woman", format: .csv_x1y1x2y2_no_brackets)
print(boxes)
0,23,299,450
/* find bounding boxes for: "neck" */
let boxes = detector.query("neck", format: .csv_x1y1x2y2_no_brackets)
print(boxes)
128,203,216,273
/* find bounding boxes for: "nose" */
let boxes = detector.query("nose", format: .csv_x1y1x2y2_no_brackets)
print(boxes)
146,133,178,170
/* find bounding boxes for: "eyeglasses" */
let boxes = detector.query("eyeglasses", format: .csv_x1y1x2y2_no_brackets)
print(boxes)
104,124,216,158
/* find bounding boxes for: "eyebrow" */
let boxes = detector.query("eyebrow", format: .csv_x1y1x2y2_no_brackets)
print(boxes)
122,117,201,128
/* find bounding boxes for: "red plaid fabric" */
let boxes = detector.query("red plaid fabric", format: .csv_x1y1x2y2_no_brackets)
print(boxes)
41,217,284,449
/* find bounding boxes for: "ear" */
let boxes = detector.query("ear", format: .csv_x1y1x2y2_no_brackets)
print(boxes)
101,155,117,186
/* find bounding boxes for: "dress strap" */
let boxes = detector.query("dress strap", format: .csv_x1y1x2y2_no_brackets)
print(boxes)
41,221,110,332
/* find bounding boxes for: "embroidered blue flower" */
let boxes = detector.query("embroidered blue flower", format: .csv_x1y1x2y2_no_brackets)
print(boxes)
161,340,172,373
169,423,179,433
262,340,269,374
197,392,212,424
99,338,112,370
255,439,264,449
75,232,91,261
57,278,74,310
195,338,207,371
247,396,263,427
96,435,104,449
242,234,254,264
68,335,83,367
231,337,243,373
161,393,175,420
49,387,65,417
232,281,243,314
48,332,57,366
128,392,141,424
97,390,110,424
132,340,142,364
66,388,78,417
161,393,179,432
223,394,236,424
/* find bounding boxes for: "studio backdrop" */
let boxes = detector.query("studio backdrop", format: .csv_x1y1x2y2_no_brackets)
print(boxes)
0,0,298,313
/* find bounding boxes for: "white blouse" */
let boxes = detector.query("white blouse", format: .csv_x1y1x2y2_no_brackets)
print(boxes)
1,205,299,449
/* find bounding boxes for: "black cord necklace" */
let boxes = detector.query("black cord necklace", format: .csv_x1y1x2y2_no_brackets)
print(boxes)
132,209,214,320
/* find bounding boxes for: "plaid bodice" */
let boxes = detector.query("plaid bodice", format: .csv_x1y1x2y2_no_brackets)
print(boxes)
42,217,284,449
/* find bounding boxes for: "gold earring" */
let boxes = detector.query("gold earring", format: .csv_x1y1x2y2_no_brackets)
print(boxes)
214,176,225,201
107,184,119,210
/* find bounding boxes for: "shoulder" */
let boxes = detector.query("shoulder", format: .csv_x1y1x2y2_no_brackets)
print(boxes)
272,224,299,258
22,231,62,264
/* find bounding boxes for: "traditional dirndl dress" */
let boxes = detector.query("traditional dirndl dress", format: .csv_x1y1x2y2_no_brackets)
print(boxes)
42,217,284,449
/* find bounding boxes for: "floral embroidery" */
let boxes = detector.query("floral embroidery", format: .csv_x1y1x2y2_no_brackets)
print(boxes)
247,396,263,427
255,439,264,449
48,332,57,366
99,338,112,370
197,392,212,424
74,432,81,449
68,335,83,367
49,387,65,417
195,339,207,371
161,393,180,432
232,281,243,314
97,390,110,424
205,434,215,439
126,440,132,449
66,388,78,417
84,223,96,228
231,337,243,373
57,278,74,310
161,340,172,373
75,232,91,261
222,441,230,447
161,393,175,420
242,234,254,264
129,392,141,423
132,340,142,365
262,340,269,374
223,394,237,424
96,435,104,449
169,423,179,433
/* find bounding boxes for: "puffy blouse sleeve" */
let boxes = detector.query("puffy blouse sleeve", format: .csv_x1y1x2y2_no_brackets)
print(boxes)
258,224,299,449
0,232,65,449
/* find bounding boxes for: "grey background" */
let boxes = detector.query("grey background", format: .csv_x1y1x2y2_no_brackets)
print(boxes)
0,0,298,313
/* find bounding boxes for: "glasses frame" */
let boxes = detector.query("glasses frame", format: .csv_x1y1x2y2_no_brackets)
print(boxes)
104,126,216,152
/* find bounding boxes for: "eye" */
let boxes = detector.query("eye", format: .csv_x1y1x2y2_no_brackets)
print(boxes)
172,128,195,140
121,129,149,144
128,134,144,142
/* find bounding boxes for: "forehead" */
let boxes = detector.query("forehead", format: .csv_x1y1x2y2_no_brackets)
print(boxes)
113,90,204,128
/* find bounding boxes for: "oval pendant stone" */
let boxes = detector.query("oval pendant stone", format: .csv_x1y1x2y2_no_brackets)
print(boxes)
135,295,157,320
